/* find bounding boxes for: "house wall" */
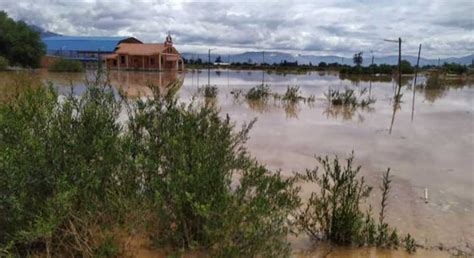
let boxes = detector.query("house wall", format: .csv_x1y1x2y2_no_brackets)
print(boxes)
106,53,183,71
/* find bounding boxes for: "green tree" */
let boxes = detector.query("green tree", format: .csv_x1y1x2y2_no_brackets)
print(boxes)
0,11,45,68
353,52,363,66
400,60,414,74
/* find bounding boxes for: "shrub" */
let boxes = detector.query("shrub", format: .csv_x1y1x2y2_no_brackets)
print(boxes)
296,154,410,249
198,84,218,98
126,84,301,257
245,84,271,101
48,58,84,72
0,56,9,70
282,86,304,103
325,88,375,107
0,79,126,256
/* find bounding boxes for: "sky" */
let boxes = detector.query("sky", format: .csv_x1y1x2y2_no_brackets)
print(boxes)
1,0,473,58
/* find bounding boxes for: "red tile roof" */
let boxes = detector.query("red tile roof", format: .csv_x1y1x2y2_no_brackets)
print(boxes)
115,43,167,56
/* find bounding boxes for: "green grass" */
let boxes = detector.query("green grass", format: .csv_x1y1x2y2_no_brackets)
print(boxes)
245,84,271,101
0,56,8,71
48,58,84,72
198,84,218,98
325,88,376,107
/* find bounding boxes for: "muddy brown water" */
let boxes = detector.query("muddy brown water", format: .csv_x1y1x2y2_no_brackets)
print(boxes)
1,69,473,256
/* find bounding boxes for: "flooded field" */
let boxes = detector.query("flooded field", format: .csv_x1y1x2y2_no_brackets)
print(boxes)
1,69,473,256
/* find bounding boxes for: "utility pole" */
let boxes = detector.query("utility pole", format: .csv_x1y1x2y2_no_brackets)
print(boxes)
262,51,265,85
208,49,211,86
411,44,422,121
207,48,216,86
384,37,403,101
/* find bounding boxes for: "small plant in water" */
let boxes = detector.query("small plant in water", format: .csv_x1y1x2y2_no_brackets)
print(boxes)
325,87,375,107
198,85,218,98
245,84,271,101
296,153,413,251
282,86,304,103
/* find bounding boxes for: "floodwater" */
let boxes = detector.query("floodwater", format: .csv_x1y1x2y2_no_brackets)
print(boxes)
0,69,473,256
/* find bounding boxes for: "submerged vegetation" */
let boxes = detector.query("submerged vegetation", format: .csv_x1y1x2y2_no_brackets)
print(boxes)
197,84,218,98
0,72,419,257
245,84,271,100
295,155,415,252
325,88,376,107
231,84,315,104
48,58,84,72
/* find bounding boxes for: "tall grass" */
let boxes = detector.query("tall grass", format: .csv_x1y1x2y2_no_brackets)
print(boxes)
197,84,218,98
325,88,375,107
295,154,413,251
48,58,84,72
0,56,8,71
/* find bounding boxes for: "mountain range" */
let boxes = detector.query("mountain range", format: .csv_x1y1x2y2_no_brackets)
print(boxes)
181,51,474,66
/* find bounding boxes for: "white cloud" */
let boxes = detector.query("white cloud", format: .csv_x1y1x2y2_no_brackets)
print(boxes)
1,0,472,57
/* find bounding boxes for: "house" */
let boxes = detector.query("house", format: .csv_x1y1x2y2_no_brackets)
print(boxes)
104,34,184,71
42,36,142,63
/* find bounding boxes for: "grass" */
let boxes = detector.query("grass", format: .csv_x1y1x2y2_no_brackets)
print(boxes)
48,58,84,72
282,86,304,103
295,154,413,251
198,84,218,98
325,88,376,107
245,84,271,101
0,56,8,71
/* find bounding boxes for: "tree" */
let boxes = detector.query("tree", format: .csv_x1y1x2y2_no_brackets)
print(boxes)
353,52,363,66
0,11,45,68
400,60,414,74
215,55,222,63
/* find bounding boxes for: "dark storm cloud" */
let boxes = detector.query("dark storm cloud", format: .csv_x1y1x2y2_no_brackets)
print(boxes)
0,0,472,57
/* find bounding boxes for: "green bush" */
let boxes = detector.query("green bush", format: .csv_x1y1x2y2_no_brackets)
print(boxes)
245,84,271,101
0,75,301,257
126,84,300,257
48,58,84,72
197,84,218,98
0,78,126,256
282,86,304,103
0,56,9,70
325,88,375,107
296,154,407,249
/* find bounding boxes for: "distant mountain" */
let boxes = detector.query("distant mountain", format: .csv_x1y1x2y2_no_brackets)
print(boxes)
182,51,474,66
28,24,61,38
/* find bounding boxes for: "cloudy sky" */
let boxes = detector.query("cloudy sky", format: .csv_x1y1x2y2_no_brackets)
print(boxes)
1,0,473,57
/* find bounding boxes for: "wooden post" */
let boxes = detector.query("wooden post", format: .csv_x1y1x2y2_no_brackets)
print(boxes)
158,54,162,71
117,56,120,70
396,37,402,101
142,56,145,70
411,44,422,121
126,55,129,69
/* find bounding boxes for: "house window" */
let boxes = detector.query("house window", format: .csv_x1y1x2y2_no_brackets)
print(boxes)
150,58,155,65
113,60,117,66
120,56,126,64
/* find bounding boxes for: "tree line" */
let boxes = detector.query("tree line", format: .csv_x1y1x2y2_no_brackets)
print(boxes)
0,11,45,69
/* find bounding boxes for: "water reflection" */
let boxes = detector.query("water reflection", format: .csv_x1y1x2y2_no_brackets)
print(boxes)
323,105,374,122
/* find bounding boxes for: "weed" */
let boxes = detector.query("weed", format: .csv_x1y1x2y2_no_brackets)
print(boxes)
197,85,218,98
48,58,84,72
245,84,271,101
282,86,304,103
